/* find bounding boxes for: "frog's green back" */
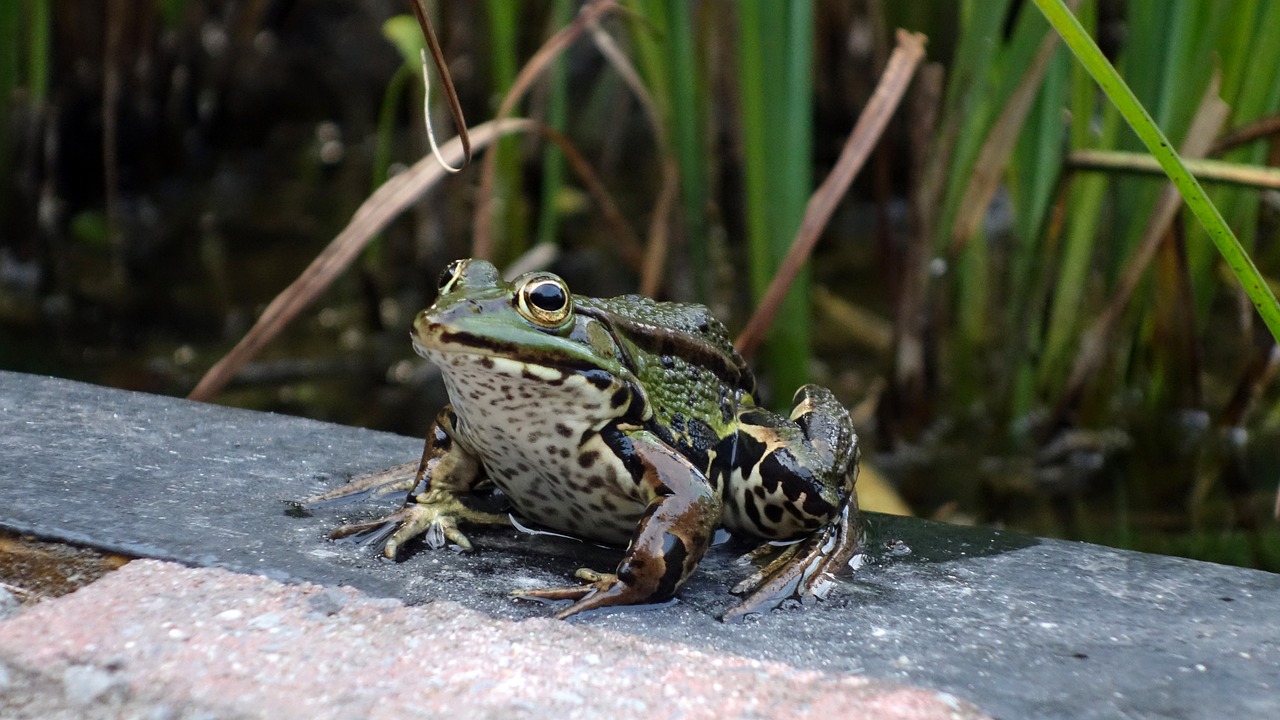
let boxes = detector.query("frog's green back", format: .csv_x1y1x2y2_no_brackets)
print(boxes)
577,295,755,440
591,296,738,350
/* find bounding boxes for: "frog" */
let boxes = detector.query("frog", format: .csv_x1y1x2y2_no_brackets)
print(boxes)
318,258,861,620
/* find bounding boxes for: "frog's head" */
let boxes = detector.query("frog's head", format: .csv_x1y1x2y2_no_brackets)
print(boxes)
412,259,631,382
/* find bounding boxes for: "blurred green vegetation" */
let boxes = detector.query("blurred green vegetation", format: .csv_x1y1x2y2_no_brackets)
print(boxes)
1,1,1279,570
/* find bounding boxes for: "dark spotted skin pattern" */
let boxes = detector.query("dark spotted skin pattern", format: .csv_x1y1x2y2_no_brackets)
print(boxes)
335,259,861,619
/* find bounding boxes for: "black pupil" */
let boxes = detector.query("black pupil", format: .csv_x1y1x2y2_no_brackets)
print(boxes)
528,282,566,313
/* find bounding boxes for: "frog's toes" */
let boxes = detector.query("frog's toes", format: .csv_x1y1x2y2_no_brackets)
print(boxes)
734,542,782,566
382,504,475,557
512,569,656,619
722,504,862,622
329,510,408,545
571,568,612,584
330,505,475,558
511,568,613,602
730,541,804,595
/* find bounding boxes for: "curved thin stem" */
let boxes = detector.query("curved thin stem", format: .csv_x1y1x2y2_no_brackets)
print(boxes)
420,49,462,173
409,0,470,168
735,30,927,359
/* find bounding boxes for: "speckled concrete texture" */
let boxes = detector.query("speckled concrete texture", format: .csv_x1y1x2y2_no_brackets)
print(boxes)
0,561,983,720
5,371,1280,718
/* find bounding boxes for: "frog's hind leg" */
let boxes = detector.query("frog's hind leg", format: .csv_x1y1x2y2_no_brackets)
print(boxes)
511,430,720,619
304,461,422,506
723,384,863,621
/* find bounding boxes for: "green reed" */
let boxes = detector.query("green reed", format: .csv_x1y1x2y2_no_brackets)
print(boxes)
486,0,526,261
535,0,573,250
737,1,813,400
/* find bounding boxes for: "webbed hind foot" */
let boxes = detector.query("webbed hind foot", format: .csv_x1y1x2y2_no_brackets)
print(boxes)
722,500,863,622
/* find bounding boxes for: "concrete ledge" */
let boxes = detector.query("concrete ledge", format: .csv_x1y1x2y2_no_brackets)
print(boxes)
0,560,980,719
1,370,1278,718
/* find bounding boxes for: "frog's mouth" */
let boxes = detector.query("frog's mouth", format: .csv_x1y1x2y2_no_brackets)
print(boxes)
411,321,621,381
412,324,482,361
411,320,508,358
412,328,598,395
411,331,517,384
410,322,573,369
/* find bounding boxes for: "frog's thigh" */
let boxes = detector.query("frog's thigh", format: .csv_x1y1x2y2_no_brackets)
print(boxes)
736,386,857,533
610,430,723,601
514,431,720,617
416,405,486,495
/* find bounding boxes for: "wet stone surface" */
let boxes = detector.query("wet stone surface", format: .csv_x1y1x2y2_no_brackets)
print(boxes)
2,370,1279,719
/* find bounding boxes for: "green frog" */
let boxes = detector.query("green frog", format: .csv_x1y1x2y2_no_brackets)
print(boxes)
320,258,861,620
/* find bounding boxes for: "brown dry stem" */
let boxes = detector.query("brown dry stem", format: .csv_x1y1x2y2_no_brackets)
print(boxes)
188,119,532,402
1210,113,1280,155
187,116,636,401
1067,150,1280,190
409,0,471,170
470,0,620,260
735,29,927,360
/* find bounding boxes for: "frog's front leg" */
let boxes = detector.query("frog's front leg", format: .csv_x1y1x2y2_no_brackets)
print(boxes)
512,429,720,619
327,406,509,556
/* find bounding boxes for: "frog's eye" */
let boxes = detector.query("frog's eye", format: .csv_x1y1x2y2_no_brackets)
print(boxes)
437,260,465,294
516,274,572,327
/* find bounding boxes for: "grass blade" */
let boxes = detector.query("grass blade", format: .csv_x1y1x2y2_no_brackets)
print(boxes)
663,0,710,299
1034,0,1280,347
482,0,525,260
949,15,1065,250
535,0,573,249
737,0,814,397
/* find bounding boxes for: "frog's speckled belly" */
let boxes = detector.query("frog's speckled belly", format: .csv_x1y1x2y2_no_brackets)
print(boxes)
428,350,647,545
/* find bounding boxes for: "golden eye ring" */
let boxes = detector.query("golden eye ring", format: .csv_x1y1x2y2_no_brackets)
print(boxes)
516,274,572,327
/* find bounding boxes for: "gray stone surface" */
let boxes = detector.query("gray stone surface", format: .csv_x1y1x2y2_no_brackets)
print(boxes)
0,588,17,621
2,370,1278,719
61,665,127,707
